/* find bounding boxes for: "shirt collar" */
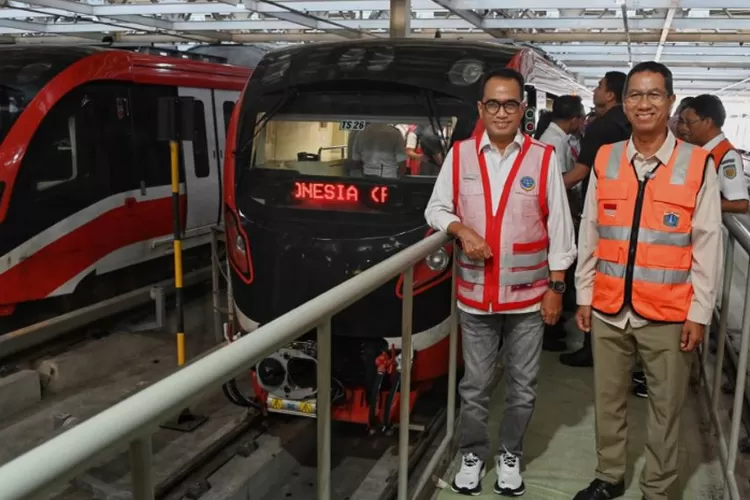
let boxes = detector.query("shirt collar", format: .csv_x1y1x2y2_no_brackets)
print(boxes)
547,121,567,138
702,132,726,151
477,129,525,154
626,128,677,165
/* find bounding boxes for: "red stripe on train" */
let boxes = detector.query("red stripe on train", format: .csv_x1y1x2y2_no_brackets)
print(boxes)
0,195,184,306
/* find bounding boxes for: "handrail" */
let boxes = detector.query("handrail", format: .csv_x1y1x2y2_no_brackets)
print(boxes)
0,231,453,500
699,211,750,500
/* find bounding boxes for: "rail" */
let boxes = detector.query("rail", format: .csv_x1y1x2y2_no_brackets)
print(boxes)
701,213,750,500
0,230,456,500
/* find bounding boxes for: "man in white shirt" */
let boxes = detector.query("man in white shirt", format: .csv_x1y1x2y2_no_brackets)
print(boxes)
424,68,576,496
679,94,749,214
536,95,586,352
350,123,407,178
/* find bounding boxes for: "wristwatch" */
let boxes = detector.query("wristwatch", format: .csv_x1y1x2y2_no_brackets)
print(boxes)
548,280,566,294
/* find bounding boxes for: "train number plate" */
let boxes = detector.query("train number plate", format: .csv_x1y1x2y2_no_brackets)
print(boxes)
339,120,367,131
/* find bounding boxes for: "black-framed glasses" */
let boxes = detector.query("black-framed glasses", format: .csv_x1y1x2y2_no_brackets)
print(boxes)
481,99,521,115
624,91,669,104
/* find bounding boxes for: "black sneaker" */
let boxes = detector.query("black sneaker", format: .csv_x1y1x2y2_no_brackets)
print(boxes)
572,479,625,500
631,371,646,385
632,381,648,398
560,336,593,367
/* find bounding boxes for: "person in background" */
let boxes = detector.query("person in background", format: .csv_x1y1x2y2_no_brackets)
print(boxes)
560,71,631,367
680,94,749,214
425,67,576,497
350,123,407,178
536,95,586,351
572,61,722,500
669,96,694,139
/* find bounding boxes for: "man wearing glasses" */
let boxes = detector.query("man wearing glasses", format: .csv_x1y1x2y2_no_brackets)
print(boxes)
572,62,722,500
679,94,749,214
425,68,576,496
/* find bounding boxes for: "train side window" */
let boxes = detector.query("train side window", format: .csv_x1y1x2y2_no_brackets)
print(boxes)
223,101,235,132
192,100,210,178
22,83,135,195
130,84,176,188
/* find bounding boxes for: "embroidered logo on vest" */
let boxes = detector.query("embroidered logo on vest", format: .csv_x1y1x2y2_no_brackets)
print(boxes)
519,176,535,191
663,212,679,228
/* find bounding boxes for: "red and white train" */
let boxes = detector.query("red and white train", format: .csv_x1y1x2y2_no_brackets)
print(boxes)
0,46,251,332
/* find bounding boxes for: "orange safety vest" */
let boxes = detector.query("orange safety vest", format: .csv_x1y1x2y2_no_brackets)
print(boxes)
452,133,553,312
707,137,735,172
592,139,708,323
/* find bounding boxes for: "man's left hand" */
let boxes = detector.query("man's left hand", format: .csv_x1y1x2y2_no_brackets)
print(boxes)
541,289,563,325
681,320,705,352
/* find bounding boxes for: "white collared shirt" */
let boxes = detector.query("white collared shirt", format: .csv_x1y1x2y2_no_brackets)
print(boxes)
703,132,749,202
538,122,576,174
424,130,577,315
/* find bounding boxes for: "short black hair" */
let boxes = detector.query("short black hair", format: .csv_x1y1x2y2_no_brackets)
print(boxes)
683,94,726,128
603,71,627,104
552,95,585,120
625,61,674,97
479,67,525,101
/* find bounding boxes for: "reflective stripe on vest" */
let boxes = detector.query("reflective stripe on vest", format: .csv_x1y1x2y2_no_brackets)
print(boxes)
452,133,553,312
592,138,707,322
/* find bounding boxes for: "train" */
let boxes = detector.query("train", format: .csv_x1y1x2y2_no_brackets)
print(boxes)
0,45,251,332
223,39,586,430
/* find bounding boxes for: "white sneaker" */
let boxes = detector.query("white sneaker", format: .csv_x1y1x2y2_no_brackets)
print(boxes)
493,452,525,496
451,452,486,496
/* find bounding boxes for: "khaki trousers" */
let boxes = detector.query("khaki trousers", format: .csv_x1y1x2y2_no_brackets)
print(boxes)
591,316,692,500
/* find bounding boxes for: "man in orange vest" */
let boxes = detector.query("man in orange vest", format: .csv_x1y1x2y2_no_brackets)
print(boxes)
679,94,749,214
631,93,748,399
425,68,576,496
572,62,722,500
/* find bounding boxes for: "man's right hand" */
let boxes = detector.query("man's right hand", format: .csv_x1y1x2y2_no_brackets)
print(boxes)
457,227,492,260
576,305,592,333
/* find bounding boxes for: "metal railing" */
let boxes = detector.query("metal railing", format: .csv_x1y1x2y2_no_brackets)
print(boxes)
700,213,750,500
0,231,457,500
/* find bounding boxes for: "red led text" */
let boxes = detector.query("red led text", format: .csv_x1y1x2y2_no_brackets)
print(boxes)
370,186,388,204
293,181,390,205
294,182,359,202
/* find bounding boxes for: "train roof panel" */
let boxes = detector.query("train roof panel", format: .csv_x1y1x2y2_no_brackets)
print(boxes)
249,38,585,102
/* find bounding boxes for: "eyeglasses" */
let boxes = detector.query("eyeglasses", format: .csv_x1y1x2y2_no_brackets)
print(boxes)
624,91,669,104
676,117,703,127
481,99,521,115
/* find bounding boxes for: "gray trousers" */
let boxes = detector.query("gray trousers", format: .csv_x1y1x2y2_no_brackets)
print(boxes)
457,310,545,460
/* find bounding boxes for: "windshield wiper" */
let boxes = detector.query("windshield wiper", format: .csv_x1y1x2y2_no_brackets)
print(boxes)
421,89,448,158
238,87,299,158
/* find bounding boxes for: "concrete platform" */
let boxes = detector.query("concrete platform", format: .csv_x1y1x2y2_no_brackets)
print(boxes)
0,370,41,420
435,340,725,499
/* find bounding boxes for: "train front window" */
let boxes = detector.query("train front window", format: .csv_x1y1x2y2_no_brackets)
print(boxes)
250,116,456,181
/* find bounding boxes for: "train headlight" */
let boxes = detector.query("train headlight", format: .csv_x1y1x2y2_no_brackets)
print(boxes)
448,59,484,86
235,234,246,253
425,247,449,271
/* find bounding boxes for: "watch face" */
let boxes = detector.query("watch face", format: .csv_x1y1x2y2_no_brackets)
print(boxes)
551,281,565,292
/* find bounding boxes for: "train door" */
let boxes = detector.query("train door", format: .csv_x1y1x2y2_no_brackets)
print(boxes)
177,87,219,231
211,89,240,223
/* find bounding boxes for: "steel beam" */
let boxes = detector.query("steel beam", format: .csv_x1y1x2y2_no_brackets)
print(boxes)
560,54,750,64
8,27,750,45
389,0,410,37
443,0,750,7
539,44,750,56
654,0,679,62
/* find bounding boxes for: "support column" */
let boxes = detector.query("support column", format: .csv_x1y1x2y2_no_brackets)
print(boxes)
389,0,410,38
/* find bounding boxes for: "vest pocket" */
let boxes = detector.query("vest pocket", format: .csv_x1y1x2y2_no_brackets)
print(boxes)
511,186,540,216
648,187,695,233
